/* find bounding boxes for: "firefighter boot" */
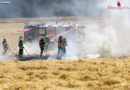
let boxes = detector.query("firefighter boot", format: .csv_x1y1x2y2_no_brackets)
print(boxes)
40,54,42,58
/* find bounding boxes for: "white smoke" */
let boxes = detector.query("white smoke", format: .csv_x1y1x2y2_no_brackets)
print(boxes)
65,24,117,59
24,41,40,55
65,0,130,59
80,25,117,57
0,54,16,60
106,0,130,56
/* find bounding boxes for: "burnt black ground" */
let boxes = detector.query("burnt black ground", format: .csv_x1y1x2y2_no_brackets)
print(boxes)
16,54,62,61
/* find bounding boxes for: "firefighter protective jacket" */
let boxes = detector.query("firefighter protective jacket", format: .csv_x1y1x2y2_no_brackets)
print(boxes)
39,39,45,47
18,41,24,49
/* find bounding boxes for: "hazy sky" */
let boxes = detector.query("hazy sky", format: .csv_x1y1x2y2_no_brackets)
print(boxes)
0,0,103,18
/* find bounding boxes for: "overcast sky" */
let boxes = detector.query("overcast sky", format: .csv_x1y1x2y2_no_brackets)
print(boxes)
0,0,104,18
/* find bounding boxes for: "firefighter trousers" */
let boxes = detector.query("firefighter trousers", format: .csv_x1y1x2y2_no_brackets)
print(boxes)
40,47,44,57
58,46,63,58
19,49,23,57
3,47,8,55
63,47,66,56
44,45,49,52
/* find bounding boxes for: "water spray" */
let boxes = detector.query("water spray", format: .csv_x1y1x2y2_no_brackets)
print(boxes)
51,29,75,42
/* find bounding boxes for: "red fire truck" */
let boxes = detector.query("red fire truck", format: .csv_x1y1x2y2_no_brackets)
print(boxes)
19,22,85,42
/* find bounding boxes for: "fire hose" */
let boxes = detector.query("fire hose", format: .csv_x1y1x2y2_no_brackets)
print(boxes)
24,47,30,56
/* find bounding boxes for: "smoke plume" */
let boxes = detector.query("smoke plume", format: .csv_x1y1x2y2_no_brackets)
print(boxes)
65,0,130,59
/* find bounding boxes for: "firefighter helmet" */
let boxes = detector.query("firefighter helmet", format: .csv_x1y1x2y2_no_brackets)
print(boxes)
59,35,63,38
63,37,66,39
45,35,49,38
40,36,44,39
19,38,23,41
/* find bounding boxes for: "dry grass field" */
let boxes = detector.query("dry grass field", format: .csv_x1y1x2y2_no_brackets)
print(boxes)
0,23,24,54
0,17,129,90
0,58,129,90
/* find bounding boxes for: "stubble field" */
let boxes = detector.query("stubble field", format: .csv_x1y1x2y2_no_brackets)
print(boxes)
0,58,129,90
0,17,129,90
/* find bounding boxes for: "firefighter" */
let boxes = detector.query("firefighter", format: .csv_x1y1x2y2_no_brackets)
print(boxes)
44,35,50,52
2,39,8,55
62,37,67,56
39,36,45,57
18,38,24,58
58,36,63,58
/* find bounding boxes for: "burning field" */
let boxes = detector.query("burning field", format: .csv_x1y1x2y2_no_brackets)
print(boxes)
0,58,129,90
0,17,129,89
0,0,130,89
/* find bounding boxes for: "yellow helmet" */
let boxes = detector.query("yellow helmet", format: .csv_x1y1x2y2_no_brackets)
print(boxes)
63,37,66,39
20,38,23,41
45,35,48,38
40,36,44,39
